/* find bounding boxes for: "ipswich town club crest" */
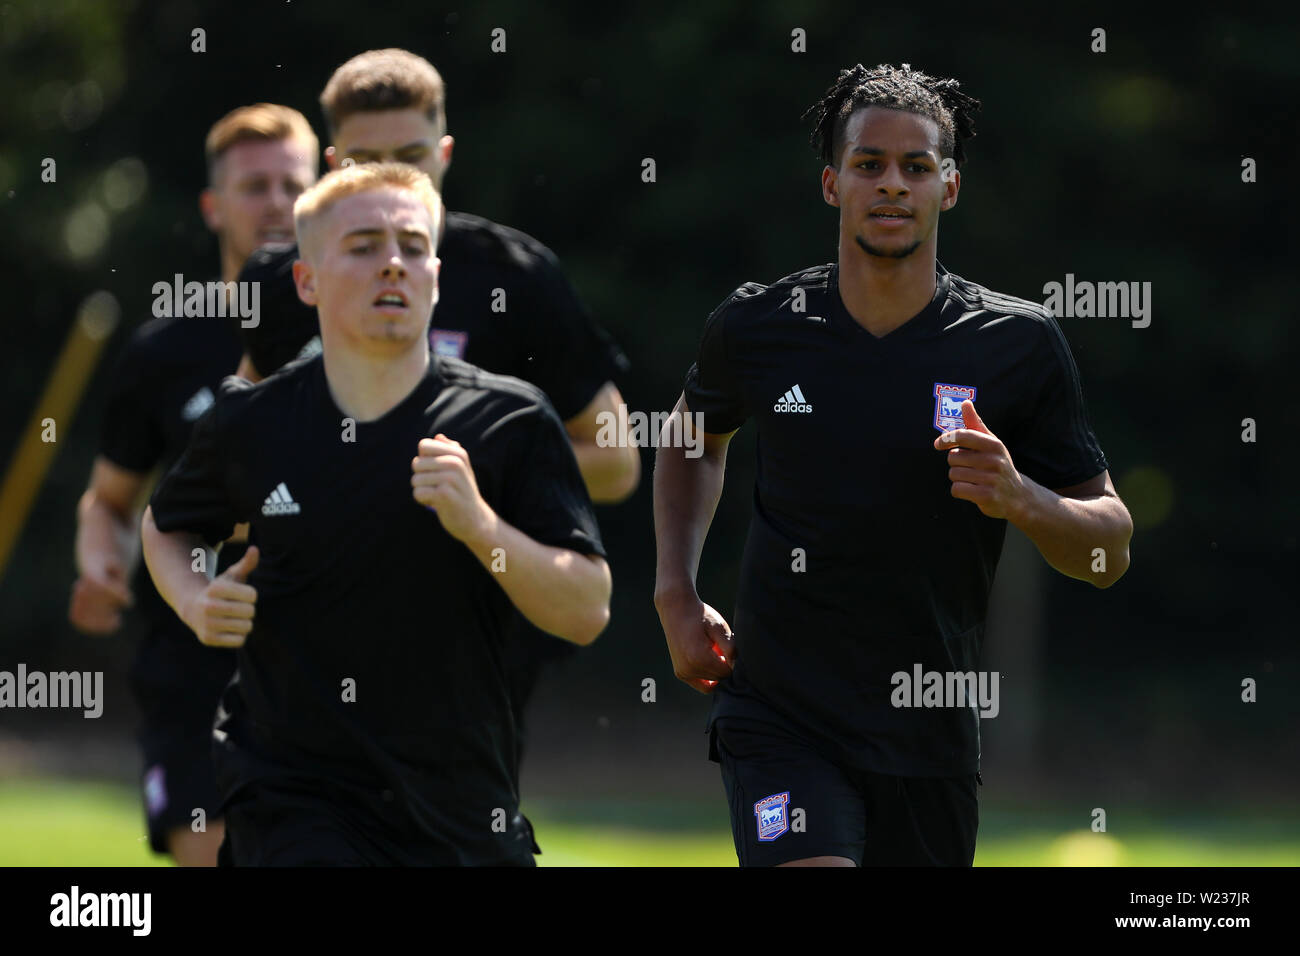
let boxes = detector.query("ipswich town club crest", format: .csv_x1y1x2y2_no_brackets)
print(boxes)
933,382,977,432
430,329,469,359
754,791,791,842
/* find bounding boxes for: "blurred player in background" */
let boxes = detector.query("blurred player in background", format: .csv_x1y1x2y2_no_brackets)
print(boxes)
143,163,610,865
654,64,1133,867
235,48,638,767
67,104,317,865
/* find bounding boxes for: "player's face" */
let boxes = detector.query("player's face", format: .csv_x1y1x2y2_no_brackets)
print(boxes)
821,106,958,260
203,138,316,264
300,188,440,354
329,109,452,188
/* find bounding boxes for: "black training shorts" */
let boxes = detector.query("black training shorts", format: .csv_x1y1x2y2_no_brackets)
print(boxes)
712,717,980,867
131,628,235,854
217,779,539,867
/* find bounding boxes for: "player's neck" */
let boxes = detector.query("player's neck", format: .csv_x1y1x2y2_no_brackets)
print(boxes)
218,245,243,285
836,240,938,338
320,340,430,423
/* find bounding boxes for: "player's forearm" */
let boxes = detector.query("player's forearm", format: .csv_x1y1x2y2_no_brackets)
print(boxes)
75,492,133,575
140,506,208,630
1009,479,1133,588
569,439,641,504
461,514,611,645
652,429,727,608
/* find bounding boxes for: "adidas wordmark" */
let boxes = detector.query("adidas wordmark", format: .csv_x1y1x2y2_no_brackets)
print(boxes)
773,384,812,413
262,482,301,516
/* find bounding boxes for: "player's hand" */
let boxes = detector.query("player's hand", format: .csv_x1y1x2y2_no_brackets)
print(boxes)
181,545,259,648
68,555,133,635
933,400,1028,520
411,435,494,545
656,593,736,694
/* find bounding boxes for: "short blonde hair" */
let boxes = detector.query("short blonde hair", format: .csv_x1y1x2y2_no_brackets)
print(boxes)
319,49,445,139
205,103,319,184
293,162,441,256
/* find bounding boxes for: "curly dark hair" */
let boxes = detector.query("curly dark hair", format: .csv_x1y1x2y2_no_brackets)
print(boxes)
803,63,981,170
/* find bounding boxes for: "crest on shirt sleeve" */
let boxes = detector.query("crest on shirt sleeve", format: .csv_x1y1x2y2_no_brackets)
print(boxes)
430,329,469,359
754,791,790,842
933,382,977,432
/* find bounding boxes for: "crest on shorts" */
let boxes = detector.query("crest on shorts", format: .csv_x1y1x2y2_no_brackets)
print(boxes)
754,791,790,842
430,329,469,359
934,382,977,432
143,765,167,817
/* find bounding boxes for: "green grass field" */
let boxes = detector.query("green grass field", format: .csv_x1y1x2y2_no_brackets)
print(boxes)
2,778,1297,866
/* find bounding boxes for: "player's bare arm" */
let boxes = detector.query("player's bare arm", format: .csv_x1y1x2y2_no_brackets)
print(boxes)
69,457,144,634
935,400,1132,587
563,381,641,503
140,506,259,647
652,393,738,693
411,434,611,645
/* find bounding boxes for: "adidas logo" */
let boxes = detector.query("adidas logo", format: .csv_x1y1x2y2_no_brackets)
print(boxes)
261,482,301,516
181,386,214,422
773,384,813,414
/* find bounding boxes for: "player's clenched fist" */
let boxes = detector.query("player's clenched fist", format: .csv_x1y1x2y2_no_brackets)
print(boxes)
934,400,1028,521
411,434,495,544
181,545,259,648
656,594,736,694
68,555,134,636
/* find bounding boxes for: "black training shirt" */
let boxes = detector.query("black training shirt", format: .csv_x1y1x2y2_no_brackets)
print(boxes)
98,313,243,695
237,213,628,694
238,212,629,420
684,262,1108,777
148,352,605,862
100,314,244,617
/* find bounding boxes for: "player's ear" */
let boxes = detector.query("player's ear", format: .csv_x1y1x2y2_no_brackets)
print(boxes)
198,188,222,231
292,257,318,307
438,135,454,174
821,165,840,208
940,168,960,211
324,146,340,171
